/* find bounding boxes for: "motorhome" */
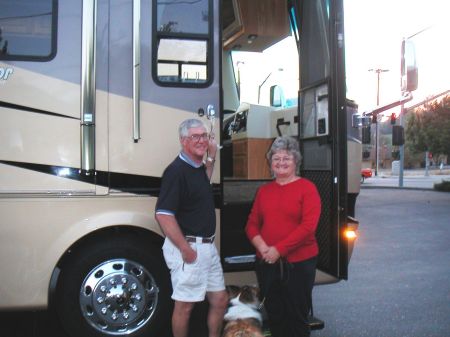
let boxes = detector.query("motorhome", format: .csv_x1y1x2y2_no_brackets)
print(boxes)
0,1,358,336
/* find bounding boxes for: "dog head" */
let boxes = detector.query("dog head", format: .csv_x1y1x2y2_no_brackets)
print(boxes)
224,285,262,324
227,285,260,308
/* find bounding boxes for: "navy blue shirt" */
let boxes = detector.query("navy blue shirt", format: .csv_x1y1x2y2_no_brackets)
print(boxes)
156,154,215,237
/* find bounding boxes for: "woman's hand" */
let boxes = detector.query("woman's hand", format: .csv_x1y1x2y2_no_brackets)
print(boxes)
263,246,281,264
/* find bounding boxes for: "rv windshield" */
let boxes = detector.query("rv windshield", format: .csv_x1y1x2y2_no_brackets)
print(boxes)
231,35,299,107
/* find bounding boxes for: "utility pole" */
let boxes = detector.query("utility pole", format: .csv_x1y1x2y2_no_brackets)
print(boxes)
369,68,389,176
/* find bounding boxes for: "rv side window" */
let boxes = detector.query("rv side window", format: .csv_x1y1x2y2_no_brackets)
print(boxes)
0,0,57,61
153,0,212,86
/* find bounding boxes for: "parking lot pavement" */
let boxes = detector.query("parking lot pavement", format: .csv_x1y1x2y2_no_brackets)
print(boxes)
312,188,450,337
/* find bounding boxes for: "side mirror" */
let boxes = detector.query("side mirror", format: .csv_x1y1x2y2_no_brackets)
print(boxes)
270,85,284,107
401,39,418,92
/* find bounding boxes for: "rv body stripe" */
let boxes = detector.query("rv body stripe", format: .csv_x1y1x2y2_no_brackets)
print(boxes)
0,101,79,120
0,160,158,195
0,160,221,206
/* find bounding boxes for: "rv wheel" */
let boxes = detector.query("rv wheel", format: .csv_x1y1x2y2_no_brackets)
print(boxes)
55,235,172,337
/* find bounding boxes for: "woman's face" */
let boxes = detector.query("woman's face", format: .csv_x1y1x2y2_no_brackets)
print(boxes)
271,150,296,178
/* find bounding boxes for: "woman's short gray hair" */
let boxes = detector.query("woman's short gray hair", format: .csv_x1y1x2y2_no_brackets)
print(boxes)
267,136,302,170
178,118,206,138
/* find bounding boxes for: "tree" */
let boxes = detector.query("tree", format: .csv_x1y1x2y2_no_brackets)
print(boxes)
406,95,450,158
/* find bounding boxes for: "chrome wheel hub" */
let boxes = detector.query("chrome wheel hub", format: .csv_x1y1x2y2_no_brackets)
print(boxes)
80,259,159,335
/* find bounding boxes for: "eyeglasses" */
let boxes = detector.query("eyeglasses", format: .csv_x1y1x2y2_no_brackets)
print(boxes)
186,133,209,142
272,156,294,163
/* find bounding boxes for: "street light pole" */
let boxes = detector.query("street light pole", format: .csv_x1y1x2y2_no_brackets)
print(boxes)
369,68,389,176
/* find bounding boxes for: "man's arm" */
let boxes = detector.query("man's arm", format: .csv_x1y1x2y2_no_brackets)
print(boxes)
205,134,218,181
155,213,197,263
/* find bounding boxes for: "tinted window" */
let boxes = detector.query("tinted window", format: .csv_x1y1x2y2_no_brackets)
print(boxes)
0,0,57,61
157,0,208,34
154,0,211,86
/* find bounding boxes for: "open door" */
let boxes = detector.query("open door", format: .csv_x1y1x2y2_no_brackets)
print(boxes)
291,0,350,279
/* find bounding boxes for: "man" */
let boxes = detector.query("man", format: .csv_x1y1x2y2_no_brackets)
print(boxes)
155,119,228,337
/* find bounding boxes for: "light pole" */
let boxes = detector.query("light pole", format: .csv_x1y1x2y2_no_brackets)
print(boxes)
369,68,389,176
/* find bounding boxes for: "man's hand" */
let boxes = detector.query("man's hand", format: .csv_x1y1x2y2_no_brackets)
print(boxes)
208,133,218,159
181,244,197,264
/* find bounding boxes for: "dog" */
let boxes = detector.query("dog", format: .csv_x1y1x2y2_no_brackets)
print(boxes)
222,285,265,337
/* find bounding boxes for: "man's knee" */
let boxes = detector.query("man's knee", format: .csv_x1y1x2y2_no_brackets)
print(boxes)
208,290,229,310
174,301,195,316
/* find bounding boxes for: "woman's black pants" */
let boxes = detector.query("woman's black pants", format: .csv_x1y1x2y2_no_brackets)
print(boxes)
256,256,317,337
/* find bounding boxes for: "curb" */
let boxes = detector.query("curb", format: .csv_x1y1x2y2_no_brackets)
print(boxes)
360,185,434,191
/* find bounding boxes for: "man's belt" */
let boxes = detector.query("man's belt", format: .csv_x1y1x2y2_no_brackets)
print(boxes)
185,235,215,244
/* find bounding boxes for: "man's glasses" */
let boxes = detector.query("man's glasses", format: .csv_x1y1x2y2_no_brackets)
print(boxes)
187,133,209,142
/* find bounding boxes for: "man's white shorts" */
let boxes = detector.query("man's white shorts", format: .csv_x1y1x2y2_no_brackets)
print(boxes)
162,237,225,302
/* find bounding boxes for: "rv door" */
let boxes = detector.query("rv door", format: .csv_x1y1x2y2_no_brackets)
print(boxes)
290,0,350,280
107,0,221,193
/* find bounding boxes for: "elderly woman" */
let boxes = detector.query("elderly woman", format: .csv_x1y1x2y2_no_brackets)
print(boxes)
245,136,321,337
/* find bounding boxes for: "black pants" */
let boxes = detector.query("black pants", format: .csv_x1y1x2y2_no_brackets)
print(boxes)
256,256,317,337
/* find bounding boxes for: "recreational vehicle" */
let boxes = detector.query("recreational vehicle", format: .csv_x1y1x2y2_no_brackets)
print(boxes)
0,0,359,336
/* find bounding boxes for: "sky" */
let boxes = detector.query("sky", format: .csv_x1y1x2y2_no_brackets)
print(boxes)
344,0,450,113
234,0,450,116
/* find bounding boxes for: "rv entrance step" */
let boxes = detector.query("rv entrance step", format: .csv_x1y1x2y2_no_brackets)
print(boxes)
308,315,325,330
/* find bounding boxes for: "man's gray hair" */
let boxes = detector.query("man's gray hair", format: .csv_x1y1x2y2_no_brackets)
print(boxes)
178,118,206,138
267,136,302,170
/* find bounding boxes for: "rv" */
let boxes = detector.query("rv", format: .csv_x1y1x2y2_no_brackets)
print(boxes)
0,0,358,336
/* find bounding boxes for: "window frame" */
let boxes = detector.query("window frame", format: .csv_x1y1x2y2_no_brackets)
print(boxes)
0,0,58,62
151,0,214,88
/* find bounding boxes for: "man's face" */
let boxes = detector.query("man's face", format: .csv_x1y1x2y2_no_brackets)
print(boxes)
181,126,209,160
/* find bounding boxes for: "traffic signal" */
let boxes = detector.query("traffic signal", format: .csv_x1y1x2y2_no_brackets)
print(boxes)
390,113,397,125
392,125,404,146
362,126,371,144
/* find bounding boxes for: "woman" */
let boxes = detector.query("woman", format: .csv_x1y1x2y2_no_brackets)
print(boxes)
245,136,321,337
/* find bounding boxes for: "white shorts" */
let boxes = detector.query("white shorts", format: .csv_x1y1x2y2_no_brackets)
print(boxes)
162,237,225,302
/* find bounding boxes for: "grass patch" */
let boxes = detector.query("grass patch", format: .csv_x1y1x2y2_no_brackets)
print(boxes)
434,180,450,192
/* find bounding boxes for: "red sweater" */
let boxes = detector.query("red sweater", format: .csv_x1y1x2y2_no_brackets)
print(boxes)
245,178,321,263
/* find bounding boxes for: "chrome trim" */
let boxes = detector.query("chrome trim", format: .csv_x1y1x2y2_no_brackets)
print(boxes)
81,0,97,174
0,190,96,197
133,0,141,142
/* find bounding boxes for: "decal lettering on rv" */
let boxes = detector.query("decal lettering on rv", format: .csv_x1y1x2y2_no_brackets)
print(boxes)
0,67,13,81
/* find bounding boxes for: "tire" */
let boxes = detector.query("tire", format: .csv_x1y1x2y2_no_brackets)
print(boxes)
55,235,172,337
361,176,365,183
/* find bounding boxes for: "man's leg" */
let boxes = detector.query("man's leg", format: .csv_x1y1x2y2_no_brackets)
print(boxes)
206,290,228,337
172,300,195,337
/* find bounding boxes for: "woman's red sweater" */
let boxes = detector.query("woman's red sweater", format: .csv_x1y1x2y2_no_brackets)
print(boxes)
245,178,321,263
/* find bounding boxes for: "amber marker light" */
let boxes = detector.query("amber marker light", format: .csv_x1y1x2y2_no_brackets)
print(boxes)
344,229,357,240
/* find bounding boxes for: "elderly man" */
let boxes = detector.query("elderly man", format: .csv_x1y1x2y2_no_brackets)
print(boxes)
155,119,228,337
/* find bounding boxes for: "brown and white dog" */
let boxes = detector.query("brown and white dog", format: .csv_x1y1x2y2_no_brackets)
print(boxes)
222,285,265,337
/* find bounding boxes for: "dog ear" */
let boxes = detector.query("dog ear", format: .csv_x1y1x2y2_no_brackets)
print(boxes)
226,285,241,299
238,286,255,304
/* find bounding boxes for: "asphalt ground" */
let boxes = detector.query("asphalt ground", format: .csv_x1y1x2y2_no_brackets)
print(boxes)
312,188,450,337
1,188,449,337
